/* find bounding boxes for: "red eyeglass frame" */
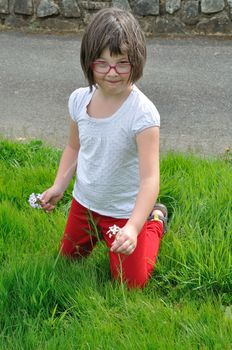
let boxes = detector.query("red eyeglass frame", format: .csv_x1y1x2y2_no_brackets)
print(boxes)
91,60,132,74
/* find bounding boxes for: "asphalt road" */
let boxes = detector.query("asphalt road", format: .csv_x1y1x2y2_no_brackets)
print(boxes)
0,31,231,156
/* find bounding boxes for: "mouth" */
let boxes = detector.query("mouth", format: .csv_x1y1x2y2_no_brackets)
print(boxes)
106,80,121,84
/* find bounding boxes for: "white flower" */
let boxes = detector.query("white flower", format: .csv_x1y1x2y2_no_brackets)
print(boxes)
106,224,122,239
28,193,42,209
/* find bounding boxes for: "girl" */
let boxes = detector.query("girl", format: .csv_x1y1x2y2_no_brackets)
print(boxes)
41,7,168,288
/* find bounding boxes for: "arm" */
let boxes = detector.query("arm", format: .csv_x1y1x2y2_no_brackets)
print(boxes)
111,126,160,254
126,126,160,232
41,120,80,212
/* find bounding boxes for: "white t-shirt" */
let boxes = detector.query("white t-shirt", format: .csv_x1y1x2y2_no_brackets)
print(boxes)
68,85,160,218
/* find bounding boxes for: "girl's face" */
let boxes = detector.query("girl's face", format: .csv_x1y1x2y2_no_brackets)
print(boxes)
92,48,132,96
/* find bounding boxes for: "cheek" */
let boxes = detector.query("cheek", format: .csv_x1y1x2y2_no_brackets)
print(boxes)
124,73,132,84
93,71,103,81
93,73,105,85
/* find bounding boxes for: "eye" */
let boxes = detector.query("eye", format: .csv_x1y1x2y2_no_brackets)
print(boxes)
116,61,131,69
118,60,130,65
95,61,108,68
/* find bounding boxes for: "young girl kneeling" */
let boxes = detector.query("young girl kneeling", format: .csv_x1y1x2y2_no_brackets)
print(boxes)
41,7,168,288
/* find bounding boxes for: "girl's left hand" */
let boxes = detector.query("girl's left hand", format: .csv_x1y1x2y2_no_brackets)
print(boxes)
110,223,138,255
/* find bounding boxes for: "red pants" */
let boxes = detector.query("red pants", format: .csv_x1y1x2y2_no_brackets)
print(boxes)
60,198,163,288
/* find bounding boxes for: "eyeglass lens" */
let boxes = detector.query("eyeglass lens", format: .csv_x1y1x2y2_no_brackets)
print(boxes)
93,61,131,74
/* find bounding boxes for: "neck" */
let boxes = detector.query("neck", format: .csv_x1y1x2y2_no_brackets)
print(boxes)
96,84,133,100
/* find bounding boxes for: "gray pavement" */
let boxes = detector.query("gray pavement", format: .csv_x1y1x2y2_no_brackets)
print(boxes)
0,31,231,156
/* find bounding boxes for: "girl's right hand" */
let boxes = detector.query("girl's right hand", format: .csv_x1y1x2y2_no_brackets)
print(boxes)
40,185,64,212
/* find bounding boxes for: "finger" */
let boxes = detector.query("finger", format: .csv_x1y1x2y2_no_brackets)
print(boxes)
40,191,48,202
40,201,50,209
113,245,134,255
110,233,123,248
41,203,55,212
46,205,55,211
111,237,127,251
44,207,55,213
40,191,55,205
122,244,136,255
115,230,123,241
111,240,132,253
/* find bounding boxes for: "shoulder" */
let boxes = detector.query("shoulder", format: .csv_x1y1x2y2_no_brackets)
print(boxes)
130,86,160,133
68,86,94,121
132,86,159,116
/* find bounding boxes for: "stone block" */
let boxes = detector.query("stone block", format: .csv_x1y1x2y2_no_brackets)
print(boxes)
61,0,81,18
0,0,9,14
228,0,232,17
132,0,159,16
14,0,33,15
138,15,156,33
201,0,224,14
79,1,110,10
34,17,81,31
112,0,131,11
5,14,30,26
37,0,60,18
154,16,186,33
196,12,231,33
181,0,199,25
166,0,181,15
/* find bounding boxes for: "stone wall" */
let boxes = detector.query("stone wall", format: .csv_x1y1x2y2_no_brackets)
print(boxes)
0,0,232,35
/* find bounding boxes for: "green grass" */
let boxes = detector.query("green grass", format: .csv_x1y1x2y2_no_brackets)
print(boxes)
0,138,231,350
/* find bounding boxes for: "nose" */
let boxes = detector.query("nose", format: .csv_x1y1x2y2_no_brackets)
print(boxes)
107,65,118,75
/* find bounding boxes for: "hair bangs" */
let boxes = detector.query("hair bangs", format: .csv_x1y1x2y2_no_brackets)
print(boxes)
99,25,129,58
108,32,129,57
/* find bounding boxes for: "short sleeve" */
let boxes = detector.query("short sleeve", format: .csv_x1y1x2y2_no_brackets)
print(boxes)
131,101,160,135
68,87,92,122
68,89,80,121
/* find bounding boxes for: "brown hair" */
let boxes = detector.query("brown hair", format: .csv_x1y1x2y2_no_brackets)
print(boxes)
80,7,147,90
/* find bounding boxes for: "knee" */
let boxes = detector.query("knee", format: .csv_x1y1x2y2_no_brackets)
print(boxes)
60,240,94,259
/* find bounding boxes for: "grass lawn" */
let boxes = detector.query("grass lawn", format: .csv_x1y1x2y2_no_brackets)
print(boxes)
0,138,231,350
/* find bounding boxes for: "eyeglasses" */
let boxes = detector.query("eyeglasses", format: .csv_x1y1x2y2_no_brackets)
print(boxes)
92,60,131,74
